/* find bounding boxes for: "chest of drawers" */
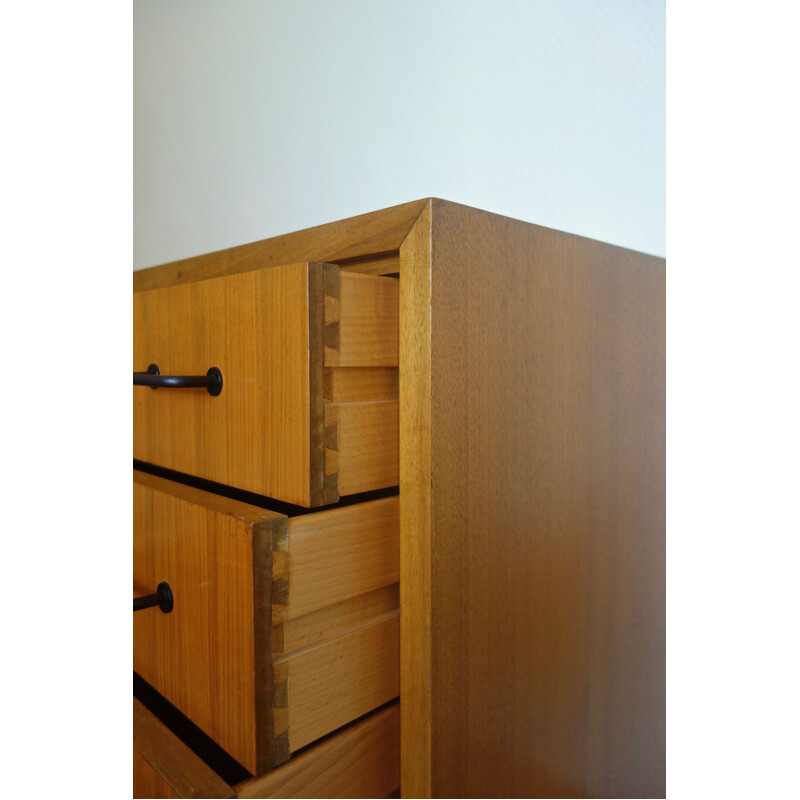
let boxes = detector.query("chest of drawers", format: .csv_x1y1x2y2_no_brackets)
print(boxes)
133,198,665,798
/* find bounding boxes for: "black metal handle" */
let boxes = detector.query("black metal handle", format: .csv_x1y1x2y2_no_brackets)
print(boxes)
134,582,174,614
133,364,223,396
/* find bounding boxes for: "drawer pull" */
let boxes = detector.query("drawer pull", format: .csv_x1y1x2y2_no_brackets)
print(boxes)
134,581,174,614
133,364,223,396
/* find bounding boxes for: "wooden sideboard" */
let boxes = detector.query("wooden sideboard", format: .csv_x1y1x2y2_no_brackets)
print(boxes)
133,198,665,798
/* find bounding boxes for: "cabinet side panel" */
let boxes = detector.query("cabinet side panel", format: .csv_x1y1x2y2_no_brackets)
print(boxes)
428,201,665,798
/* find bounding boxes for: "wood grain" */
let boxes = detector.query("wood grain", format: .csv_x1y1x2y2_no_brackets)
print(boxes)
338,253,402,276
133,471,284,775
133,697,235,799
275,613,400,753
398,200,434,798
236,703,400,799
132,196,664,798
324,401,399,495
323,367,398,402
307,261,331,506
133,262,324,507
324,269,399,367
133,199,426,291
135,261,398,504
272,496,399,625
400,199,666,797
273,584,399,657
135,471,402,776
134,749,181,800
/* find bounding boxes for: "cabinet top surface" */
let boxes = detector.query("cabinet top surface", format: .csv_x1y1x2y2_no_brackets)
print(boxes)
133,198,664,292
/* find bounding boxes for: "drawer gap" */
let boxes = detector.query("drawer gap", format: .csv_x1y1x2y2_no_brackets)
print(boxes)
133,460,397,518
133,672,251,786
334,252,401,276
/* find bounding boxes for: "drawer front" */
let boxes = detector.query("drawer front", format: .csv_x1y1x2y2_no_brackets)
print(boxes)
134,696,400,800
133,697,235,799
133,263,398,507
133,471,399,775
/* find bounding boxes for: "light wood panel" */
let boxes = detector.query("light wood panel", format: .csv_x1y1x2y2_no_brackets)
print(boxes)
273,584,399,657
400,199,666,797
324,268,399,367
321,263,399,498
133,199,426,291
133,698,235,799
133,262,325,507
236,703,400,799
272,496,399,625
323,367,398,402
133,472,284,775
324,400,399,495
274,613,400,753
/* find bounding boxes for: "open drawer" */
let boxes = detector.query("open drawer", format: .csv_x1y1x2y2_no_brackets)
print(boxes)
133,263,398,507
133,470,399,775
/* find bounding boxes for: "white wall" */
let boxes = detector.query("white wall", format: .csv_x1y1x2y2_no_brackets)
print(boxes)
134,0,664,269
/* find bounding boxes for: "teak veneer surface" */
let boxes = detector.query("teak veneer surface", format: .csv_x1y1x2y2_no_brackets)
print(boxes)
400,199,665,798
133,262,322,507
133,200,426,291
398,201,434,797
133,198,664,799
133,472,280,774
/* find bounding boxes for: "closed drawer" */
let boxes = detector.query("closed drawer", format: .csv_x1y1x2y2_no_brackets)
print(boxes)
133,470,399,775
133,262,398,507
134,695,235,798
133,696,400,799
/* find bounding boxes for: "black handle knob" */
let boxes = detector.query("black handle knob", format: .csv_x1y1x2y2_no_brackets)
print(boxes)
134,364,223,396
134,582,174,614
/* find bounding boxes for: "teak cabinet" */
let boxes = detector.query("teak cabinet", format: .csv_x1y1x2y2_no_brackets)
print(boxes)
133,198,665,799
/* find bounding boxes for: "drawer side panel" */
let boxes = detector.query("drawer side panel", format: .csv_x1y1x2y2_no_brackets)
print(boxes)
275,613,400,753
